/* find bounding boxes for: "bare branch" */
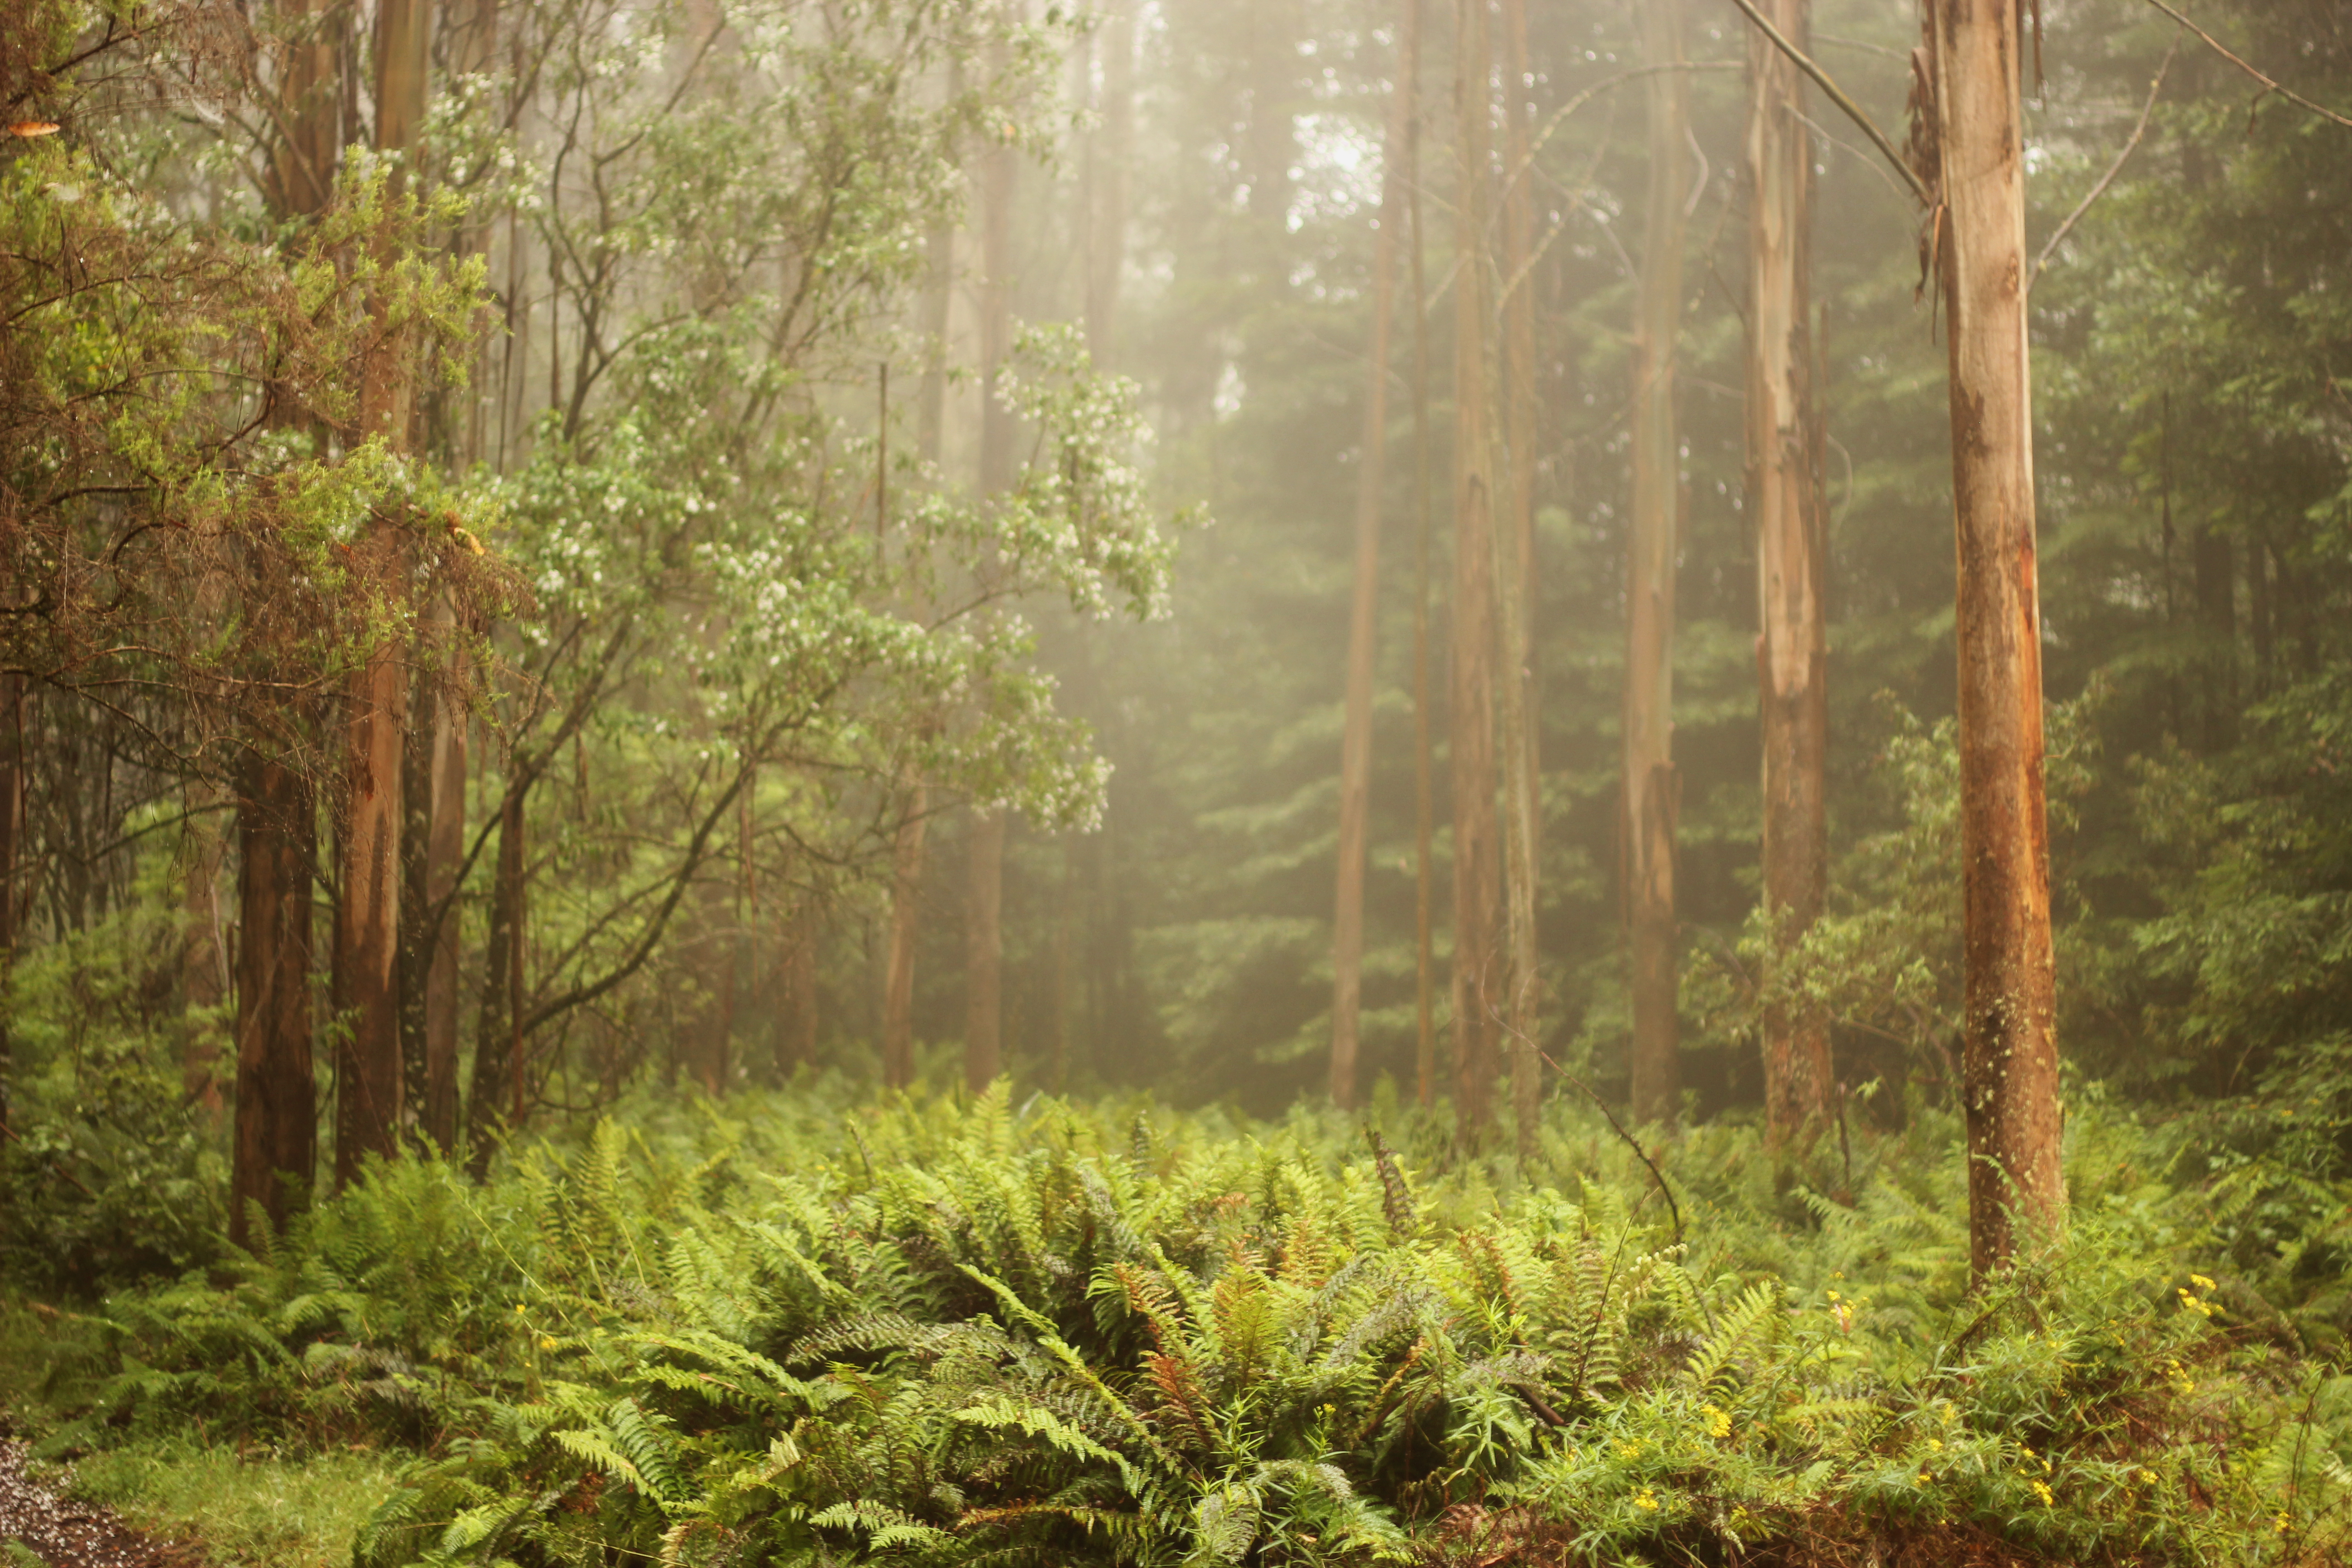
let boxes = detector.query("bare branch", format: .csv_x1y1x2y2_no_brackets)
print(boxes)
2137,0,2352,131
2030,37,2180,292
1723,0,1931,206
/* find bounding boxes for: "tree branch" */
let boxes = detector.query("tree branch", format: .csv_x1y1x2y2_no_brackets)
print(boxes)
1723,0,1931,206
2137,0,2352,130
2030,37,2179,292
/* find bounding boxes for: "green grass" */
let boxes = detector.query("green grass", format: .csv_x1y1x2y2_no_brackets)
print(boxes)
63,1440,398,1568
0,1297,390,1568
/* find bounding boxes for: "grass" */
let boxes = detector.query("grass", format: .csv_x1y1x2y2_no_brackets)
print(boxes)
0,1296,392,1568
63,1440,398,1568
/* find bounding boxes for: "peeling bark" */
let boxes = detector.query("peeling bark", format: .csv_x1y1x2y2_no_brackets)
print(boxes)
1923,0,2064,1278
1747,0,1835,1151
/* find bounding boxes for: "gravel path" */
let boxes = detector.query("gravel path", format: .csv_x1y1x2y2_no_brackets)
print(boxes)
0,1443,197,1568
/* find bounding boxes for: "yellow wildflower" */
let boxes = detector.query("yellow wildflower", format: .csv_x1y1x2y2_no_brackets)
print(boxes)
2190,1274,2216,1292
2031,1480,2054,1508
1633,1488,1660,1513
540,1336,558,1351
1701,1405,1731,1441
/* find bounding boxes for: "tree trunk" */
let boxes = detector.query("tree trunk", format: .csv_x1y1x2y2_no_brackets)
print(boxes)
782,905,819,1079
230,756,316,1248
1406,9,1437,1111
1083,0,1132,360
1328,0,1416,1110
0,676,25,1140
1747,0,1835,1151
334,0,429,1186
421,644,466,1150
1448,0,1502,1141
965,811,1004,1092
179,788,231,1118
1496,0,1541,1158
1625,0,1689,1128
881,784,927,1090
2194,524,2237,752
1925,0,2063,1279
465,787,525,1176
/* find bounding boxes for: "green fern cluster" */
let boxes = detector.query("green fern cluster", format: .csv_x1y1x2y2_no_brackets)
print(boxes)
69,1084,2352,1566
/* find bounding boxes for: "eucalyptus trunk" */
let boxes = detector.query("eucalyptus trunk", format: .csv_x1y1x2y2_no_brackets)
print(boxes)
334,0,428,1184
1747,0,1835,1151
1924,0,2063,1278
231,757,316,1245
1496,0,1540,1157
1625,0,1689,1128
1448,0,1501,1139
881,787,927,1091
1328,0,1416,1110
965,813,1005,1092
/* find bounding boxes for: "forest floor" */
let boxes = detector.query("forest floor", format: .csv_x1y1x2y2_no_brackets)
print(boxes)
0,1439,201,1568
0,1303,395,1568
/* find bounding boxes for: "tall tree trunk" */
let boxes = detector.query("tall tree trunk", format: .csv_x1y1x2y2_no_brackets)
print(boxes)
2194,524,2237,752
961,31,1017,1096
1625,0,1689,1128
1085,0,1132,359
421,642,466,1150
1328,0,1416,1110
465,788,525,1176
965,812,1004,1092
881,786,927,1090
781,904,818,1079
1495,0,1541,1157
334,0,429,1186
1406,9,1438,1111
0,676,25,1140
233,0,339,1225
231,756,316,1247
1448,0,1502,1141
1924,0,2063,1279
179,788,230,1118
1747,0,1834,1150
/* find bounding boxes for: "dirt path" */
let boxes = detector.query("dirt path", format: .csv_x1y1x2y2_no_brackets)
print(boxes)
0,1443,198,1568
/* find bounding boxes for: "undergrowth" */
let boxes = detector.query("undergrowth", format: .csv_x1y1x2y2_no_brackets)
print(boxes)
19,1082,2352,1566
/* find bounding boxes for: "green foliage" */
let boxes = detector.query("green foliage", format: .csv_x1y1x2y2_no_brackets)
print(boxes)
35,1088,2352,1567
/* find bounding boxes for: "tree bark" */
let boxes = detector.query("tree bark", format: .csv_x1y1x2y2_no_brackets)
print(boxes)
179,788,230,1118
881,784,927,1090
0,676,25,1140
782,904,819,1079
1625,0,1690,1128
1925,0,2063,1279
965,811,1004,1092
1448,0,1502,1141
1328,0,1417,1110
1406,10,1437,1111
421,643,466,1150
333,0,429,1186
231,756,316,1247
1496,0,1541,1158
1747,0,1835,1151
465,787,525,1176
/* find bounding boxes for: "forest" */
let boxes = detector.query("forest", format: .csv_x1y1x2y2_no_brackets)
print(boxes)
2,0,2351,1563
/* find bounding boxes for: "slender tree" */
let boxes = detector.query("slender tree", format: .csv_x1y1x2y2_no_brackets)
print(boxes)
334,0,429,1186
881,787,928,1090
1406,6,1438,1110
0,676,24,1138
1746,0,1834,1150
963,29,1019,1093
1449,0,1502,1138
230,756,317,1245
232,0,342,1226
1495,0,1540,1156
1921,0,2062,1276
1328,0,1417,1110
965,811,1005,1091
1624,0,1690,1128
